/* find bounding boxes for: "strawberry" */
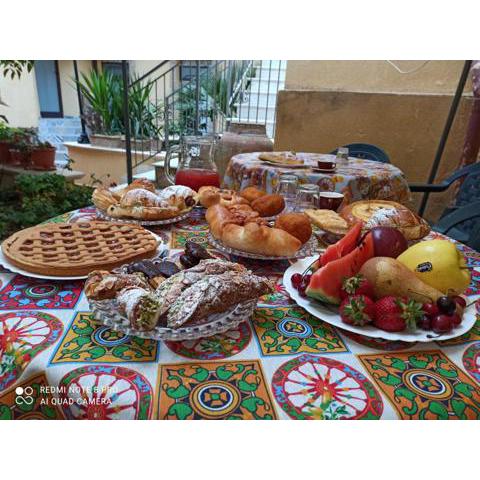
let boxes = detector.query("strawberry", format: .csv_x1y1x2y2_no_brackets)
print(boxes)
374,296,424,332
339,295,376,326
340,274,374,300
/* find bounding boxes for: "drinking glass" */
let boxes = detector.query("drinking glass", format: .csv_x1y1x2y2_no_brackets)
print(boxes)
295,183,319,212
276,173,298,211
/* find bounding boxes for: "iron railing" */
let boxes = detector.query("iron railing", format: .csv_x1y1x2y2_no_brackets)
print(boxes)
121,60,287,182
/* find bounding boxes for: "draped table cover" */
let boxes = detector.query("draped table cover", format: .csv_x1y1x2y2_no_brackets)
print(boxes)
224,152,412,205
1,206,479,420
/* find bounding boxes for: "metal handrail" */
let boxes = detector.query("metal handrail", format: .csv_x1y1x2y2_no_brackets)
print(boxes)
228,60,253,111
128,60,171,88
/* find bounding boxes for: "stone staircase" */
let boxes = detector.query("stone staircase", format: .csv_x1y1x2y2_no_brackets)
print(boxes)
38,117,82,167
229,60,287,138
130,60,287,184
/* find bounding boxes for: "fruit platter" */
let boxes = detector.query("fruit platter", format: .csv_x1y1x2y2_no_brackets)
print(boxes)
284,222,478,342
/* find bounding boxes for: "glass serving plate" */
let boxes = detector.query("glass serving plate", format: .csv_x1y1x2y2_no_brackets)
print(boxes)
88,297,256,341
208,233,318,261
96,208,192,226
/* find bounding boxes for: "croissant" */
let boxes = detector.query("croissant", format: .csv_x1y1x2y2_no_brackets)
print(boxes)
198,186,249,208
206,204,301,256
92,187,117,210
113,178,156,199
221,222,301,257
120,188,168,208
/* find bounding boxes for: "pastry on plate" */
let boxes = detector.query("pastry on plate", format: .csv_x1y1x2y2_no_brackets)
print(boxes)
167,271,273,329
251,193,285,217
275,213,312,244
85,270,149,300
86,258,271,332
93,181,197,221
197,186,249,208
206,204,302,257
239,186,267,203
117,286,162,331
1,221,159,277
258,151,304,166
304,209,350,236
340,200,430,240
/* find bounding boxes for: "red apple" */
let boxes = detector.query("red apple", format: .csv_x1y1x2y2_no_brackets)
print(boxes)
370,226,408,258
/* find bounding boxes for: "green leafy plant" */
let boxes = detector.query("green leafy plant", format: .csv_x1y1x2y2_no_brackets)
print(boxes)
75,70,163,139
0,174,93,240
0,60,34,79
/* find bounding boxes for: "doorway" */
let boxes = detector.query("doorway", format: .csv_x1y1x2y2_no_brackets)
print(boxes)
35,60,63,118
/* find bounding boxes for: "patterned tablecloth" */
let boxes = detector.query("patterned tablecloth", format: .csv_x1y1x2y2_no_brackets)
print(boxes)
1,206,480,420
224,152,412,205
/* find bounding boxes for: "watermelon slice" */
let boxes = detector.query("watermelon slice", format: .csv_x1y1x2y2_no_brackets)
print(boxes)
319,222,362,267
306,232,374,305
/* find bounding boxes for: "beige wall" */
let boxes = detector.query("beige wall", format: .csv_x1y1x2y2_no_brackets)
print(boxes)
58,60,93,117
0,68,39,127
274,89,472,222
286,61,470,94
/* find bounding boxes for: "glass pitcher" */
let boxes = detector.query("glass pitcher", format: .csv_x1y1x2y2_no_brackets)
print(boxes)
164,135,220,191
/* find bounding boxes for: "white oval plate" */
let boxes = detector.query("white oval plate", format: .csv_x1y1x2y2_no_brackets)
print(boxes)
283,256,478,343
0,232,166,281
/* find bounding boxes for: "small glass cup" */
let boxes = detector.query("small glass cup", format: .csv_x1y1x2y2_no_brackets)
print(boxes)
276,173,298,211
294,183,319,212
335,147,349,165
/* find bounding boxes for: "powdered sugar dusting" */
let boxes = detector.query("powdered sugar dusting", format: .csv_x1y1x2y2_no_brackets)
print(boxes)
117,287,149,315
365,207,398,228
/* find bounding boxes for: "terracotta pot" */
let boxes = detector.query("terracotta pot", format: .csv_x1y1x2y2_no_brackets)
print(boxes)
215,122,273,186
0,141,13,164
30,147,56,171
8,149,30,167
90,134,123,149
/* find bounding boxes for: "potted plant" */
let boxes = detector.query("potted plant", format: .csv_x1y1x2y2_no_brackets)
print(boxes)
0,122,19,164
30,141,56,171
8,140,31,167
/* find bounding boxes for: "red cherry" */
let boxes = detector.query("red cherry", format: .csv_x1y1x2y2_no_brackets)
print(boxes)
298,285,307,297
418,315,432,330
422,302,439,317
453,296,467,309
450,313,462,326
291,273,302,289
300,275,311,290
431,314,453,333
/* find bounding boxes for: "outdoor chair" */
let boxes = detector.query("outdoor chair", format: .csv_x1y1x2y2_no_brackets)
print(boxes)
330,143,391,163
432,201,480,251
409,162,480,249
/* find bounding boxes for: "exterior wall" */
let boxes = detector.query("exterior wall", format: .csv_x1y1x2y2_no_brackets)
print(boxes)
285,60,470,94
0,60,171,128
274,89,472,222
57,60,93,117
0,68,39,127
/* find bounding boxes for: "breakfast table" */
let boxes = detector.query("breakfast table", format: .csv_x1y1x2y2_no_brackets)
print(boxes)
1,206,480,420
224,152,412,205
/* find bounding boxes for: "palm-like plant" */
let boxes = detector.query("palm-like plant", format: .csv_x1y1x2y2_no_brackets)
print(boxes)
76,70,163,140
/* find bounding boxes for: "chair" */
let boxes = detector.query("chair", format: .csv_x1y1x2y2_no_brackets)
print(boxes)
432,201,480,251
330,143,390,163
410,162,480,249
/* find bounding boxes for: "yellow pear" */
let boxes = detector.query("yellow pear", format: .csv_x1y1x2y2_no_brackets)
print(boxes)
397,240,470,295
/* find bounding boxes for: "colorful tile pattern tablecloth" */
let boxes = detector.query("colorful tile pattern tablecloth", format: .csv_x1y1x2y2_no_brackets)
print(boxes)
1,206,480,420
224,152,412,205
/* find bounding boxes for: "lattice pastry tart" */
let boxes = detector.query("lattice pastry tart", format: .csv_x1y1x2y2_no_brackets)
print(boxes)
1,221,159,276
